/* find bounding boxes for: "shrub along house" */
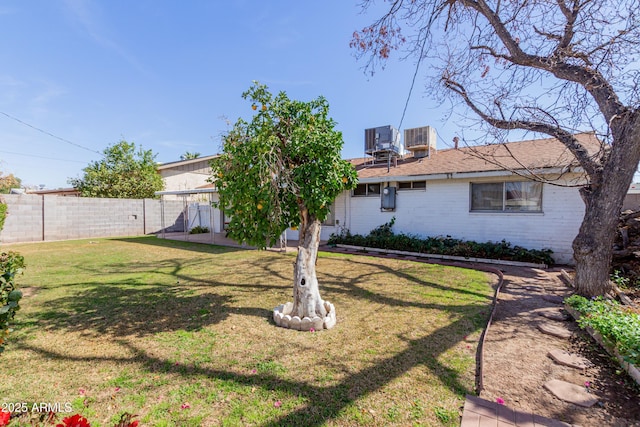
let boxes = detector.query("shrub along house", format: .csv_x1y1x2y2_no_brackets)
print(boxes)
286,127,600,265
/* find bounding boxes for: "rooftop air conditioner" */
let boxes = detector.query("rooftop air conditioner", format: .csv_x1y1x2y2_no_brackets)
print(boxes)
404,126,436,158
364,125,401,156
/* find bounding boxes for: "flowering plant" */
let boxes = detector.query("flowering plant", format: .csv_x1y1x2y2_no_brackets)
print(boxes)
0,410,139,427
0,410,10,427
56,414,91,427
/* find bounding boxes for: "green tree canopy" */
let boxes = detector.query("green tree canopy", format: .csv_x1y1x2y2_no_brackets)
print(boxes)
211,83,357,249
69,140,164,198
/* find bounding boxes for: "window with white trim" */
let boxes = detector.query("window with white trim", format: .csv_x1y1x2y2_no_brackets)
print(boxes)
398,181,426,191
470,181,542,212
353,183,381,197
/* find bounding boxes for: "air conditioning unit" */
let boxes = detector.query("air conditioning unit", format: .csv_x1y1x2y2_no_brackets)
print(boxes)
364,125,401,156
404,126,436,158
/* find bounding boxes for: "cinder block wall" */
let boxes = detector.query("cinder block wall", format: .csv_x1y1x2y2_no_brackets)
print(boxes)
144,199,187,233
1,195,43,243
0,195,186,244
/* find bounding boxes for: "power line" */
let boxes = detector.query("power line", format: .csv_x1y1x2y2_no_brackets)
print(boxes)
0,149,89,164
397,35,429,131
0,111,102,155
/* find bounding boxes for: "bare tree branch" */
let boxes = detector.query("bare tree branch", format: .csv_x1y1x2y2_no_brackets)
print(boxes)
442,76,601,178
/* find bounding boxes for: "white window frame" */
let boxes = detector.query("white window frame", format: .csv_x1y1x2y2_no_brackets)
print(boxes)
352,183,382,197
470,181,543,213
397,181,426,191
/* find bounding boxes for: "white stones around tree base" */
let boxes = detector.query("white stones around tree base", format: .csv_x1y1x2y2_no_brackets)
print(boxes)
273,301,336,331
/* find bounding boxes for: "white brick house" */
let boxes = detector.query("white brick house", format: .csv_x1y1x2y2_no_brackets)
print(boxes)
286,133,599,264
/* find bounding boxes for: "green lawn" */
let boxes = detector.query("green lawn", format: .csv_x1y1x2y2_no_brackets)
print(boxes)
1,236,494,426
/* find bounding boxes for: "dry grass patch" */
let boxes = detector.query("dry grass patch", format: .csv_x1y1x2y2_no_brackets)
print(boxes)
1,236,494,426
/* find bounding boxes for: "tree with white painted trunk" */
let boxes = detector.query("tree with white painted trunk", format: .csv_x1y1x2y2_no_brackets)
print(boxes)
210,82,357,330
353,0,640,297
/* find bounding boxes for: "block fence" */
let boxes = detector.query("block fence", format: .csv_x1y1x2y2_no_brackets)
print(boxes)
0,194,186,244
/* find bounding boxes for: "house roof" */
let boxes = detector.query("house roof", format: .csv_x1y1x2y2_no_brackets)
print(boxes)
27,187,81,196
157,155,218,170
352,132,602,181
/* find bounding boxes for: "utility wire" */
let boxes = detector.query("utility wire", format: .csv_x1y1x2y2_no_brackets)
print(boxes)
397,34,429,131
0,111,102,155
0,149,88,164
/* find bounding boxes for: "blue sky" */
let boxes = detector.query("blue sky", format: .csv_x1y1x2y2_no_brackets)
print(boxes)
0,1,472,189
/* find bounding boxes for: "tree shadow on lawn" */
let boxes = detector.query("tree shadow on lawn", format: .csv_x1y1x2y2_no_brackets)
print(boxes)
27,251,297,338
17,308,479,427
113,236,249,255
316,255,494,308
26,246,496,340
29,278,272,337
16,250,500,424
76,247,293,292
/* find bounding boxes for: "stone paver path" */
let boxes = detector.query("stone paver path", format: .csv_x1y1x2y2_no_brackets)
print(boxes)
460,395,579,427
544,380,599,408
537,322,573,339
548,349,591,370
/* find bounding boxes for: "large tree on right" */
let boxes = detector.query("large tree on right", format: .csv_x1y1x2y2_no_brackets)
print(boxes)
353,0,640,297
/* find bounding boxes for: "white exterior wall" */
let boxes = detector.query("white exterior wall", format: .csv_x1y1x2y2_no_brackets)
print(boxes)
161,170,210,194
285,192,349,242
342,176,585,264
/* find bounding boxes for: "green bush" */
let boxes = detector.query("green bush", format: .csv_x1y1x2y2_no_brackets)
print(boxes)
0,202,7,232
189,225,210,234
0,251,25,354
328,218,554,265
565,295,640,366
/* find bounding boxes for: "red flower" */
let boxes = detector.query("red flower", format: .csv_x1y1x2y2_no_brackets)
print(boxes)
56,414,91,427
0,410,11,427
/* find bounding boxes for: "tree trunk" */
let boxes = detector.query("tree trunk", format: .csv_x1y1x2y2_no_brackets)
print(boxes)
291,218,327,319
573,119,640,297
273,205,336,330
572,189,619,297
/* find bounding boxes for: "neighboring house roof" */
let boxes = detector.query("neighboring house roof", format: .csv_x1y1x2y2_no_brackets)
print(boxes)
352,132,601,181
157,155,218,171
196,183,215,189
27,188,81,197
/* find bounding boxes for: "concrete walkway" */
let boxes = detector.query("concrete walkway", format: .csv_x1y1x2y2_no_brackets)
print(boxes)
460,395,578,426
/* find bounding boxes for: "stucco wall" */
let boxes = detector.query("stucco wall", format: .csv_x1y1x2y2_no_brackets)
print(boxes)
328,177,585,264
0,195,186,244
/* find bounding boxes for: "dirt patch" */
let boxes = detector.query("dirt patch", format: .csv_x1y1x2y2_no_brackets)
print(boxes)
480,266,640,427
18,286,39,298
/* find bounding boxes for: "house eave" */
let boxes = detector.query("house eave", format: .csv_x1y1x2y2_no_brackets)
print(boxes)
155,188,218,196
356,167,583,183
